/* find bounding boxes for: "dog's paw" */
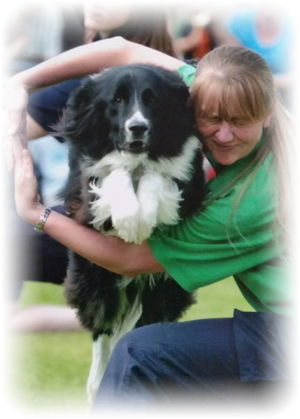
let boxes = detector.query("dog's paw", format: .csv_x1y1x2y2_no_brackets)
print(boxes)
135,224,154,244
135,212,157,243
112,201,140,243
89,197,111,230
88,180,112,230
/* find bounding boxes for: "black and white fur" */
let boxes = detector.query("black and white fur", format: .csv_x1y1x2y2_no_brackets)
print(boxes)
58,64,206,402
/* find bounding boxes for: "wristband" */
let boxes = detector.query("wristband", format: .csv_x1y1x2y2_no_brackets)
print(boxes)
34,207,52,232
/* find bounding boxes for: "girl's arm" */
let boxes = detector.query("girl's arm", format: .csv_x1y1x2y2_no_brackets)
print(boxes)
43,211,162,277
13,144,164,278
10,37,183,90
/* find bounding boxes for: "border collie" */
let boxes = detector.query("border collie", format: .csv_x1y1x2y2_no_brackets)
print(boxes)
58,64,206,402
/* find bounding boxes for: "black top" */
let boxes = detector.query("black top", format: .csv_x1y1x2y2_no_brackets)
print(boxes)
27,3,84,141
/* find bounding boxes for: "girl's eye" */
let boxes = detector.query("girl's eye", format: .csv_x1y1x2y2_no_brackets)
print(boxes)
209,117,221,124
198,116,220,125
232,119,248,126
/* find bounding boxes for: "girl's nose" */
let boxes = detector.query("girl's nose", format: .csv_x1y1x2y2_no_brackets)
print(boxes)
215,121,234,143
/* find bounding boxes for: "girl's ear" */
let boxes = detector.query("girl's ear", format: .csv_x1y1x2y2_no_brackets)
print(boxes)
263,101,275,128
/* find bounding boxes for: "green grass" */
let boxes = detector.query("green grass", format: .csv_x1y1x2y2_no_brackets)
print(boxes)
8,278,253,411
9,332,91,411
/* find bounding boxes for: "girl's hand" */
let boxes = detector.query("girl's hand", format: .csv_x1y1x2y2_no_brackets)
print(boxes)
13,140,44,226
5,76,29,171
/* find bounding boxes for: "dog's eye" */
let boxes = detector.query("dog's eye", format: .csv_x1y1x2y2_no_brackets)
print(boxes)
114,96,123,105
143,89,155,106
146,97,155,105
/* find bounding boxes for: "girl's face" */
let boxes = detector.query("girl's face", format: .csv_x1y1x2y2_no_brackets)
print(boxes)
83,1,132,36
196,86,272,166
197,115,270,166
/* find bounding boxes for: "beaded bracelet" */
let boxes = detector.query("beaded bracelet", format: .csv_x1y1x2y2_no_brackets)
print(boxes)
34,207,52,232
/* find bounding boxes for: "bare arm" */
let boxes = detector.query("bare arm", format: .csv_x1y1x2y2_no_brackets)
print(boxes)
42,210,163,277
26,114,47,139
10,37,183,90
13,143,164,278
1,111,47,141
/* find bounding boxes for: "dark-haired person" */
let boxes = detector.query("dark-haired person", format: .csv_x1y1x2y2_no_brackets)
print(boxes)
6,5,179,332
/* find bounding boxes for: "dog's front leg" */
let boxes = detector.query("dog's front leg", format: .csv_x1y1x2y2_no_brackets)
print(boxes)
136,173,160,243
137,173,182,243
101,169,140,243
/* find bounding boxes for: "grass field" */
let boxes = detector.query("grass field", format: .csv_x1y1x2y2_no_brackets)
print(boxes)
8,278,254,412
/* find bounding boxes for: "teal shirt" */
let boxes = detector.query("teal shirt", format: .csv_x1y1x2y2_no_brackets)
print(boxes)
147,65,292,315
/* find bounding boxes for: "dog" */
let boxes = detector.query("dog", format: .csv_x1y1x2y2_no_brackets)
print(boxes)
58,64,206,402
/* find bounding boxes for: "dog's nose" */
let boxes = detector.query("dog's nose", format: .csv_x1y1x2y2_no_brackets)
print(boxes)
128,122,149,138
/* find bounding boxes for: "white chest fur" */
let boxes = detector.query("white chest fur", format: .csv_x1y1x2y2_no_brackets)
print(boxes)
83,136,199,244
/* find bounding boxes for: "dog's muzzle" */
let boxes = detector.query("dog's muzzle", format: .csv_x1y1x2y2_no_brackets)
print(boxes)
119,120,150,154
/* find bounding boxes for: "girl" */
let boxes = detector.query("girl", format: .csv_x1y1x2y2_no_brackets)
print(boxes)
7,39,296,404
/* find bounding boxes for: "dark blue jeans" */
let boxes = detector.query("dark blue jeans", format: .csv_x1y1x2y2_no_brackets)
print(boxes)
93,310,291,408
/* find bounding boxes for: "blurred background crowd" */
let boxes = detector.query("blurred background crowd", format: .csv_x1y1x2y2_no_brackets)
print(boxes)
1,0,296,410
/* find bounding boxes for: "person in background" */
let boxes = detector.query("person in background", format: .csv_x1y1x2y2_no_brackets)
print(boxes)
171,1,235,61
1,18,27,64
4,2,64,75
6,33,296,404
6,2,179,332
171,1,213,61
225,5,295,109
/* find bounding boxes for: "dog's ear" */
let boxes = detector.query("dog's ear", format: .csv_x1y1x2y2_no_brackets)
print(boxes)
158,70,196,141
155,68,190,106
168,81,195,130
59,77,97,141
54,76,107,144
170,82,190,105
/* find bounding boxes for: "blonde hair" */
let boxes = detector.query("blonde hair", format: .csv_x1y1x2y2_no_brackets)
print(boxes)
190,46,296,240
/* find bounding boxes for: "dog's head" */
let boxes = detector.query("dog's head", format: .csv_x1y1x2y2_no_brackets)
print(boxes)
59,64,195,160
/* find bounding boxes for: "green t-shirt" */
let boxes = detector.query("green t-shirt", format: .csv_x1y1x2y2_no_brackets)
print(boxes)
147,64,292,315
